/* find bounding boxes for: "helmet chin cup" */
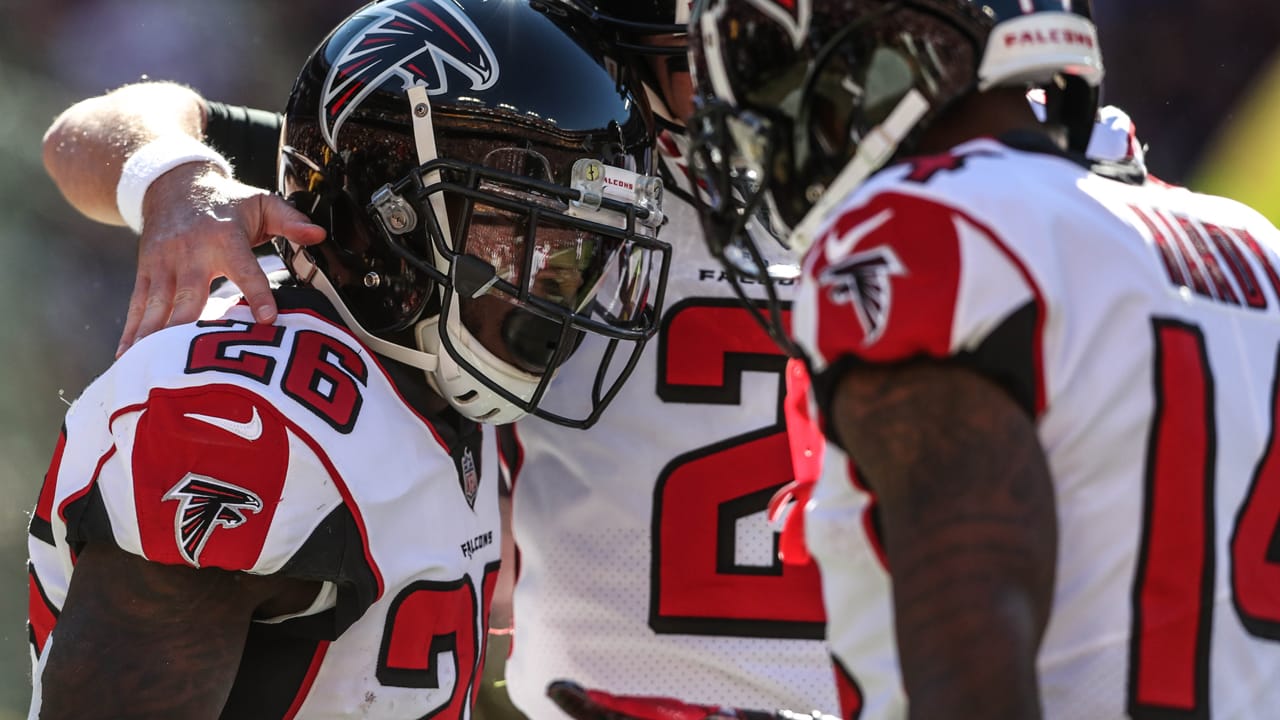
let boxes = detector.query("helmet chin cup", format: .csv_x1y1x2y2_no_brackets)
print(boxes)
415,301,542,424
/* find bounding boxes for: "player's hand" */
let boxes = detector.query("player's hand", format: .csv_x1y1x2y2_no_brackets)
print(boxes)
119,163,326,357
547,680,836,720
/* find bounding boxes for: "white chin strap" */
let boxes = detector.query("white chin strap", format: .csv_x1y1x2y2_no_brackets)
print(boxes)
283,83,545,424
288,239,537,424
415,301,541,424
788,88,931,255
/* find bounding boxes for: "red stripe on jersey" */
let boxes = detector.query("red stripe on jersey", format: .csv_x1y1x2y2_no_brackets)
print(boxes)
507,540,522,658
27,564,57,657
807,191,1048,415
775,358,821,565
833,655,865,720
657,130,681,158
475,561,502,709
34,429,66,529
58,445,118,548
282,641,330,720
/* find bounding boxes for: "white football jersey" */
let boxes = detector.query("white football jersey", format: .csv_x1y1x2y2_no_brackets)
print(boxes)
28,290,502,719
795,135,1280,719
501,131,839,718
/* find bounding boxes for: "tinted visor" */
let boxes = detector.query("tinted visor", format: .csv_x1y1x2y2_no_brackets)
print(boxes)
433,147,665,373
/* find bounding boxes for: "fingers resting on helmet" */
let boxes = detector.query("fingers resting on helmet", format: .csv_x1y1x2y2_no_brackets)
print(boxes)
117,163,325,357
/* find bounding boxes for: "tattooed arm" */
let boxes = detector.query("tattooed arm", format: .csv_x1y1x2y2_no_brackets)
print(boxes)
826,360,1057,720
37,542,319,719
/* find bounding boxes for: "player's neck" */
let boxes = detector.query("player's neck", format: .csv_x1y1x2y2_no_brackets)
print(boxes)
915,88,1046,156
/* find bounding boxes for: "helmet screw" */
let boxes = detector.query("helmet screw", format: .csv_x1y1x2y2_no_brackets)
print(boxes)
805,183,825,203
389,211,409,230
363,272,382,288
414,103,430,118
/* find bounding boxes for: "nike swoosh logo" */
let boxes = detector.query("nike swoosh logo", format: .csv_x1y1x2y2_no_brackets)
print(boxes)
824,208,895,264
183,407,263,442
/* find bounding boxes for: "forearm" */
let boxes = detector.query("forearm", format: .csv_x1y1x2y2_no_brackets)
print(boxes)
886,488,1051,720
34,542,311,719
41,82,207,225
829,361,1057,720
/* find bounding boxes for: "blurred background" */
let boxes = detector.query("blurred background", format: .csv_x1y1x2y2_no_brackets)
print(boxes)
0,1,1276,717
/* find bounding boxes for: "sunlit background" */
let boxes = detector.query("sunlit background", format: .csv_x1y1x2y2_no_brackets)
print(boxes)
0,1,1276,717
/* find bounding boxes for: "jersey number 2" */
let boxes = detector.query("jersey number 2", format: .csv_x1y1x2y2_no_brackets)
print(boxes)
378,563,500,716
1130,319,1280,718
651,299,825,639
187,320,367,432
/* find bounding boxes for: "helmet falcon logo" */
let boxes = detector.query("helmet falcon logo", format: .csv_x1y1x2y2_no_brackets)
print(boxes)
163,474,264,567
321,0,499,146
819,246,906,346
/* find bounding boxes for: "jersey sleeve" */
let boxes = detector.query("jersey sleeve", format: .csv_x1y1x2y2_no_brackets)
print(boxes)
794,190,1045,419
61,380,377,622
203,101,284,191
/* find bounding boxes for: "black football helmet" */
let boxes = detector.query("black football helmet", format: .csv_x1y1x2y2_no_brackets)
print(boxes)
279,0,671,428
687,0,1103,352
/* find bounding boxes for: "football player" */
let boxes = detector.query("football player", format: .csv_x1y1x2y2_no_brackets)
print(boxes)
28,1,668,717
41,2,846,718
40,2,1164,718
688,0,1280,717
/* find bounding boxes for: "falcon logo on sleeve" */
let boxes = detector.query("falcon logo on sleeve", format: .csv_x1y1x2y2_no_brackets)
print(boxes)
818,246,906,346
322,0,499,145
164,474,264,567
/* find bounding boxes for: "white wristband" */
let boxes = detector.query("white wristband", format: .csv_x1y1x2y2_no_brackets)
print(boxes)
115,135,233,234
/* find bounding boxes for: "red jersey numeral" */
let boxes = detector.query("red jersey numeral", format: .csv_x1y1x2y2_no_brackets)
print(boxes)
651,299,825,638
282,330,368,432
1130,320,1280,718
187,320,284,382
185,320,367,432
1231,358,1280,640
378,564,501,715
